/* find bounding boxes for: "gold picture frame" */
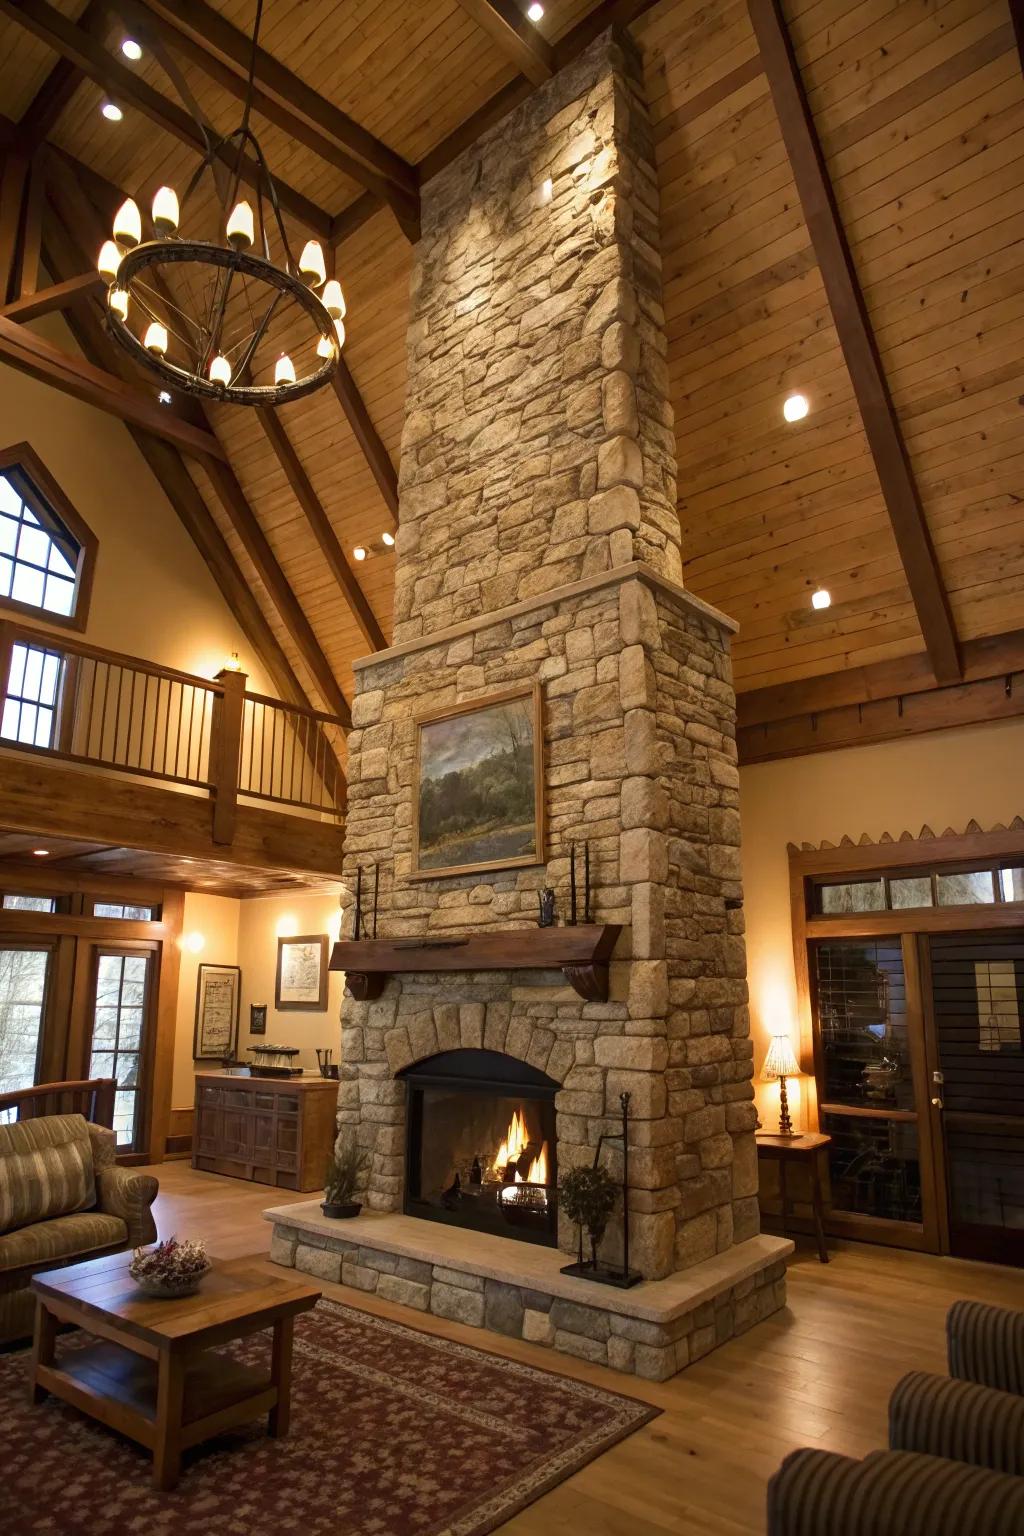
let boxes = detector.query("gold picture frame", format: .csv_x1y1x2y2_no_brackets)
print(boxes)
410,683,545,881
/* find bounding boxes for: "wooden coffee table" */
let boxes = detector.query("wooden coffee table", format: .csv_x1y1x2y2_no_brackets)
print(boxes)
30,1250,321,1489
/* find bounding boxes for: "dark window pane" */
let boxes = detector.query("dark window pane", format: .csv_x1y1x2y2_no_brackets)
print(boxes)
936,870,995,906
814,940,914,1110
818,881,885,914
947,1125,1024,1236
890,877,933,909
821,1110,922,1224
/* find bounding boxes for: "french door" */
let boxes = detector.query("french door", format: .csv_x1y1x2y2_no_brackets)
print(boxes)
810,930,1024,1265
0,940,57,1097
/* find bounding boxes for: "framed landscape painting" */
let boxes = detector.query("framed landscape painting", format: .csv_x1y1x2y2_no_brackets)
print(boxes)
411,683,544,880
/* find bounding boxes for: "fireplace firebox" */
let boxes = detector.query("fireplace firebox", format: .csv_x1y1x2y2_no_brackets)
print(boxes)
399,1049,559,1247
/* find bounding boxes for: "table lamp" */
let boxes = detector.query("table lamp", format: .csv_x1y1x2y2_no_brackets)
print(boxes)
762,1034,800,1136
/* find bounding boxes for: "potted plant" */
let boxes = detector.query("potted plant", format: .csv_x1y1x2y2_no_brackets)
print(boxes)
129,1237,210,1297
559,1164,619,1270
322,1130,369,1218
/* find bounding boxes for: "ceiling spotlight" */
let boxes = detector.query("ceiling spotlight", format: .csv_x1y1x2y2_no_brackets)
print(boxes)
783,392,809,423
32,848,50,857
527,2,544,19
811,586,831,611
121,38,142,60
381,530,395,547
353,545,367,561
101,102,123,122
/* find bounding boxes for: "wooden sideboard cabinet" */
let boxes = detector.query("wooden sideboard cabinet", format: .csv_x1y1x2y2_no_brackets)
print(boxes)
192,1072,338,1193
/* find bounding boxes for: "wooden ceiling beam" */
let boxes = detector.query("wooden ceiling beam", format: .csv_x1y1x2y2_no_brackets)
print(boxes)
0,310,227,458
747,0,961,687
330,362,399,521
0,269,104,321
0,146,29,304
114,0,418,239
454,0,554,87
136,0,417,200
256,406,387,655
0,0,333,238
17,0,108,151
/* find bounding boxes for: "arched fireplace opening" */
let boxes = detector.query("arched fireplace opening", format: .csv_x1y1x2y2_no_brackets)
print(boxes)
398,1049,560,1247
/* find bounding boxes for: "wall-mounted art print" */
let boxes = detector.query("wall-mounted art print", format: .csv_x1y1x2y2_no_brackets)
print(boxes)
276,934,329,1011
193,964,241,1060
410,683,544,880
249,1003,268,1036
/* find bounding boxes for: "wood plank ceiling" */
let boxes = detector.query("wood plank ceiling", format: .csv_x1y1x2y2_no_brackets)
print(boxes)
0,0,1021,758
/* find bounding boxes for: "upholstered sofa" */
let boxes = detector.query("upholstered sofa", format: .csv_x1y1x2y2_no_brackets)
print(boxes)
0,1112,158,1344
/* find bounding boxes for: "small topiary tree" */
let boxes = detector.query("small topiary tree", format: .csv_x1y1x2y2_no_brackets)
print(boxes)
559,1163,619,1269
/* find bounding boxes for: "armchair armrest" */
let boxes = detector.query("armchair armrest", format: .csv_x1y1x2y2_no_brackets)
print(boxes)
890,1371,1024,1477
96,1166,158,1248
948,1300,1024,1396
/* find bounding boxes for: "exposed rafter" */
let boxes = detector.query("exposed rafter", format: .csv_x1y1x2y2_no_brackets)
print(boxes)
747,0,962,687
454,0,554,86
114,0,419,239
0,0,333,237
0,146,29,302
256,405,387,655
0,269,104,320
331,362,399,520
135,0,418,208
17,0,107,151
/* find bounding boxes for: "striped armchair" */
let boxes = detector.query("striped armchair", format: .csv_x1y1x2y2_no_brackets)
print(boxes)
0,1112,158,1344
947,1300,1024,1397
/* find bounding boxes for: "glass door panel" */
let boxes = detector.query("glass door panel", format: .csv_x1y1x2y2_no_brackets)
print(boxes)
87,950,153,1150
928,932,1024,1264
0,943,51,1102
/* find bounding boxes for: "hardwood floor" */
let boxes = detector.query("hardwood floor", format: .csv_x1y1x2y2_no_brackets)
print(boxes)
148,1161,1022,1536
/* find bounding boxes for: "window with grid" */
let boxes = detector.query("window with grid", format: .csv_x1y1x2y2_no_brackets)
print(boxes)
89,952,151,1148
1,640,64,748
2,894,56,913
93,902,157,921
0,469,81,620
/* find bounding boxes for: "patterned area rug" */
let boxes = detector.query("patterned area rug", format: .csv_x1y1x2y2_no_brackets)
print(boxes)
1,1298,658,1535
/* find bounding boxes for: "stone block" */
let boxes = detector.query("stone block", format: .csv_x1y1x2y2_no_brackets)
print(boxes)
485,1280,525,1337
620,827,668,884
607,1336,636,1372
342,1261,380,1293
618,580,660,649
588,484,640,534
269,1227,296,1267
431,1281,486,1327
602,371,639,436
619,644,656,710
433,1266,486,1291
295,1244,343,1283
549,1299,611,1341
597,435,643,490
634,1343,677,1382
523,1308,555,1346
594,1034,667,1071
377,1273,430,1311
554,1330,608,1364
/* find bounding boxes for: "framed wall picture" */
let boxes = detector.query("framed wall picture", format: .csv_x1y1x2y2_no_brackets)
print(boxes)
276,934,329,1011
410,683,545,880
193,964,241,1060
249,1003,268,1036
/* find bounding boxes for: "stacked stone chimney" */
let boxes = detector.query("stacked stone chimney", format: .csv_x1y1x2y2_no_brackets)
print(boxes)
338,29,760,1281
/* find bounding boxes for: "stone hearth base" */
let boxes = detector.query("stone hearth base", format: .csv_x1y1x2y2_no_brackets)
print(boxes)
264,1205,792,1382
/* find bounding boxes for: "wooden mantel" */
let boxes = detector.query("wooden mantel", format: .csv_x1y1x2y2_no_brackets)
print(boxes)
329,924,622,1004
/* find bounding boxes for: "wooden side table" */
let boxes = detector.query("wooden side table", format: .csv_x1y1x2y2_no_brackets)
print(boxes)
756,1131,832,1264
30,1251,321,1489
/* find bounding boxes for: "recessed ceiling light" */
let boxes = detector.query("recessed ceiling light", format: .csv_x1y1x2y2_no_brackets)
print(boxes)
158,390,173,405
381,530,395,547
527,2,544,19
811,586,831,611
121,38,142,60
32,848,50,857
101,102,123,122
783,392,809,422
353,545,367,561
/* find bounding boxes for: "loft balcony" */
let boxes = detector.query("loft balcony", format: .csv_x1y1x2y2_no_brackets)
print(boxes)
0,620,345,888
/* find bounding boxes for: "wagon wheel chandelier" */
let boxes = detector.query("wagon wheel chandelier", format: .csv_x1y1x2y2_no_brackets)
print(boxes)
96,0,344,407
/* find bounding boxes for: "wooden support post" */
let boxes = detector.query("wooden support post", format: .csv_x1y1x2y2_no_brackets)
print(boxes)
0,147,29,304
209,666,246,846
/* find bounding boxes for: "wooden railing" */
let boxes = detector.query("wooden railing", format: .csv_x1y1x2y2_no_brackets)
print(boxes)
0,621,346,840
0,1076,116,1127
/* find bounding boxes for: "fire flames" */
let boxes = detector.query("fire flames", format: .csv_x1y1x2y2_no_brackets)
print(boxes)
493,1105,549,1201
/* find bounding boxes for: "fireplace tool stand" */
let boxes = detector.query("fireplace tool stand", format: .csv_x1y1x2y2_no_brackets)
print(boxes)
560,1092,642,1289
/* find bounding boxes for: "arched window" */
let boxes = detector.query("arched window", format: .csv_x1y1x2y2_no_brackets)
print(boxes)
0,444,95,630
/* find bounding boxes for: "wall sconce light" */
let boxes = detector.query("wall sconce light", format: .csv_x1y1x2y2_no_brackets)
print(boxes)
353,536,395,562
762,1034,801,1137
182,932,205,954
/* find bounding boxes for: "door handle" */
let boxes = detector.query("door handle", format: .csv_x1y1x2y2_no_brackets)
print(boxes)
930,1096,944,1109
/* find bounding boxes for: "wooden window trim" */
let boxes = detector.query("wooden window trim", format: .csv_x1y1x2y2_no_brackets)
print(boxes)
0,441,97,632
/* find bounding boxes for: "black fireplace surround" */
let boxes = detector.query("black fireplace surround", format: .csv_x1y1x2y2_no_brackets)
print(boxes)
399,1049,559,1247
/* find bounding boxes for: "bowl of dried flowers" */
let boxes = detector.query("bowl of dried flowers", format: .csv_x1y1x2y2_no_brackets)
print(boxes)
129,1237,210,1298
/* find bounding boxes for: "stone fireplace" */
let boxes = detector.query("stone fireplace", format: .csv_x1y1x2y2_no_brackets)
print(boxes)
267,26,790,1380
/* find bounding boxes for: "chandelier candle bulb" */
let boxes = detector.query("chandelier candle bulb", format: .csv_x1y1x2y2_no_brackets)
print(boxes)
321,279,345,319
144,322,168,356
316,334,334,360
151,185,179,234
97,240,121,281
298,240,327,287
107,287,129,320
274,354,296,387
209,355,232,387
334,318,346,349
225,200,254,249
113,198,141,248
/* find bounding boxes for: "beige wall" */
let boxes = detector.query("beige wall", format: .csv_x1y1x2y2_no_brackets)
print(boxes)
0,316,269,691
171,888,345,1112
741,714,1024,1129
